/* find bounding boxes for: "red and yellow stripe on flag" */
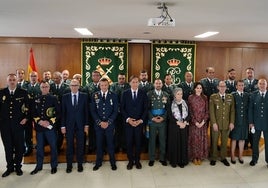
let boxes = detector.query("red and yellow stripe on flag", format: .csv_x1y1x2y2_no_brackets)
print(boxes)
27,48,38,80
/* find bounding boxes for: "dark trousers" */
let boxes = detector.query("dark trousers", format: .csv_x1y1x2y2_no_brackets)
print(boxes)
0,120,25,170
36,130,58,169
114,114,126,151
95,124,115,166
125,123,143,163
66,128,85,166
252,130,268,163
24,120,33,152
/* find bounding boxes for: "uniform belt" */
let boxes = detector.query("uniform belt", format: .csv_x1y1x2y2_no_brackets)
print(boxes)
151,109,165,116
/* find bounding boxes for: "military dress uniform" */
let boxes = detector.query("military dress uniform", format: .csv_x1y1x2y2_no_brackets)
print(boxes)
248,91,268,164
209,93,235,161
200,78,220,99
32,94,59,171
162,84,177,101
0,87,29,174
225,80,237,94
24,83,42,155
90,91,118,169
229,91,249,140
110,82,130,152
178,82,194,101
50,82,69,151
83,82,100,153
147,90,169,163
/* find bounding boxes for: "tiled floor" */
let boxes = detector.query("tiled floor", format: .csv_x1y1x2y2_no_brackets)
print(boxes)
1,140,268,188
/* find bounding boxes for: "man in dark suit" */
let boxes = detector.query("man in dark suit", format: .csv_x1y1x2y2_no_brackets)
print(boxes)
121,75,148,170
0,73,29,177
249,79,268,167
30,81,59,175
178,71,194,101
61,79,89,173
91,78,118,171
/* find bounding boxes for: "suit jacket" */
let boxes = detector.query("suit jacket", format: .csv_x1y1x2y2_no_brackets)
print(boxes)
0,87,29,130
121,89,148,123
209,93,235,130
248,90,268,131
90,91,118,126
61,92,89,131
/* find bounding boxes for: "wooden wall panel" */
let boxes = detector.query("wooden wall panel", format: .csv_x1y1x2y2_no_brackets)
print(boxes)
0,38,268,88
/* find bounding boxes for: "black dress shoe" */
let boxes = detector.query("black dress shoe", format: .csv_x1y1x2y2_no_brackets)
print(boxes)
78,165,83,172
93,164,101,171
238,158,244,164
221,159,230,166
171,164,176,168
231,159,236,164
16,168,23,176
127,162,133,170
30,168,42,175
179,164,185,168
66,168,72,173
148,161,154,166
51,168,57,174
2,169,14,177
135,161,142,169
111,164,117,171
210,160,216,166
250,160,257,166
160,160,167,166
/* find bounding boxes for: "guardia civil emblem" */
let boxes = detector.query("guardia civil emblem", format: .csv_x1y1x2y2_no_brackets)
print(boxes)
46,107,55,117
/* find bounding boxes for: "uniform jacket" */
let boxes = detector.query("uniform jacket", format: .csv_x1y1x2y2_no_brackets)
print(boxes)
178,82,194,101
0,87,29,129
32,94,59,132
209,93,235,130
225,80,237,93
243,78,258,94
90,91,118,126
232,91,249,126
200,78,219,98
248,90,268,131
147,90,169,124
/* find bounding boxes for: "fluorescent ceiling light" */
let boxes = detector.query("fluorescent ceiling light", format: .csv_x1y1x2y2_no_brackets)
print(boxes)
74,28,93,36
194,31,219,38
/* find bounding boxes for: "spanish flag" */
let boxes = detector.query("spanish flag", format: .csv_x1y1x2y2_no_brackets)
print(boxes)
27,48,38,79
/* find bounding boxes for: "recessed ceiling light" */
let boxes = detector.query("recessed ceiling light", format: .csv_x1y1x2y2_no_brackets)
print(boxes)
194,31,219,38
74,28,93,36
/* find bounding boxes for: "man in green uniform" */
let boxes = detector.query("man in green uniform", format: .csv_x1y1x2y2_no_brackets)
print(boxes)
209,81,235,166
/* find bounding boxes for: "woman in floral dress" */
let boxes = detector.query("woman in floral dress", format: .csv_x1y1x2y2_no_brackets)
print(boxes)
188,82,209,165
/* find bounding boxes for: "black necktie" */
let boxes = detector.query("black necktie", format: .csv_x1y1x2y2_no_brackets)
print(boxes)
240,93,243,98
73,95,77,107
222,95,225,102
56,85,59,90
261,93,265,98
133,91,137,100
102,93,106,101
10,91,14,96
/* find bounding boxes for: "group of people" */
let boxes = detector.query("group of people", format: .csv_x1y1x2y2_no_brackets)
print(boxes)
0,66,268,178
